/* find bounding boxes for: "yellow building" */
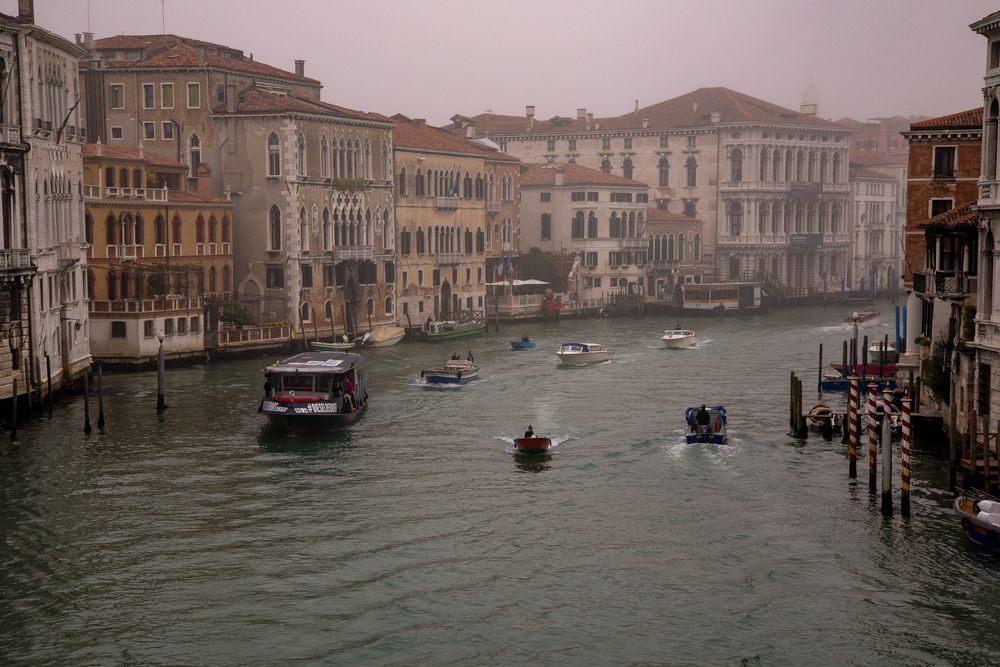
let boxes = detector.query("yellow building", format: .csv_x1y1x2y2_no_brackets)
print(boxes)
83,143,234,364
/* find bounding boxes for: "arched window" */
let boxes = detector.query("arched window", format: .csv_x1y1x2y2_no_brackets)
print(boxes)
677,233,685,261
667,234,675,261
808,151,816,181
189,134,201,175
172,215,182,245
760,149,769,182
415,168,424,196
773,151,782,182
300,301,311,323
475,173,483,199
195,216,205,244
398,167,407,196
796,150,804,181
832,152,842,184
134,215,144,245
222,216,230,243
609,211,620,238
105,214,115,245
588,211,598,238
820,153,829,183
107,271,117,300
322,208,331,250
694,233,702,261
208,216,217,243
831,205,841,235
730,148,743,182
299,208,308,252
209,266,217,292
222,266,231,293
686,156,697,187
759,206,767,234
85,213,93,244
416,227,425,254
268,205,281,250
133,169,143,189
463,172,473,198
267,132,280,176
622,158,634,180
119,168,129,189
464,228,473,254
476,228,484,253
600,157,611,173
105,167,115,188
320,136,329,178
382,142,390,181
658,157,669,186
296,131,305,175
384,296,393,315
325,300,333,321
366,297,374,317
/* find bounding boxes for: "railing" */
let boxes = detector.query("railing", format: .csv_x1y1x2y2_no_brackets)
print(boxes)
0,124,20,144
436,252,463,265
0,248,32,270
119,244,143,261
620,237,646,248
213,325,292,347
486,201,501,214
90,186,169,201
56,243,80,264
435,196,459,209
90,296,203,313
332,245,373,261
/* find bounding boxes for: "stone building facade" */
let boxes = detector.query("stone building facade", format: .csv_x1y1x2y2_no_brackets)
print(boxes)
644,207,706,301
18,6,91,391
82,143,233,363
848,164,901,292
451,87,852,295
519,162,648,306
392,116,519,324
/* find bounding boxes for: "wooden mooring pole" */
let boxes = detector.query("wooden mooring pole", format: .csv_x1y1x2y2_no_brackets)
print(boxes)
868,382,878,494
817,343,823,394
97,366,105,430
45,353,52,418
901,393,911,517
789,371,795,430
848,376,859,478
985,412,992,495
83,371,92,434
881,385,893,516
9,377,16,440
156,336,167,412
970,409,979,487
861,335,869,385
796,377,807,438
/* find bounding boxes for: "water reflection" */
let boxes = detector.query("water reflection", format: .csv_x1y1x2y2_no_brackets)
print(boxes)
513,452,553,473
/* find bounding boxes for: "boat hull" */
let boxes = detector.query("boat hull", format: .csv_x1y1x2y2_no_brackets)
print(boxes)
310,341,354,352
425,325,485,341
662,336,696,349
510,340,536,350
954,496,1000,551
514,437,552,453
686,430,726,444
260,398,367,428
371,333,405,347
422,370,479,384
557,351,611,363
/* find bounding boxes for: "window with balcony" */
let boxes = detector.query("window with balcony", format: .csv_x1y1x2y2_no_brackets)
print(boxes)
600,157,611,173
730,148,743,182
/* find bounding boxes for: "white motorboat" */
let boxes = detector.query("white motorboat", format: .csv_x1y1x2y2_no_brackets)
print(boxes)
662,328,696,349
556,342,612,364
357,325,406,347
867,341,898,364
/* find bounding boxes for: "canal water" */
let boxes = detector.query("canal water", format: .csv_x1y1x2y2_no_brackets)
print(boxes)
2,303,999,665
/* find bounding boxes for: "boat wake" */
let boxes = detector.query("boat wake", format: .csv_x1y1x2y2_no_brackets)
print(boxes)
410,379,466,390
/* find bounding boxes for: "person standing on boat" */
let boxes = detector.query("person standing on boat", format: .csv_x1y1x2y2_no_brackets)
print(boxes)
524,424,534,438
451,352,460,360
695,405,711,431
264,375,272,399
467,350,475,363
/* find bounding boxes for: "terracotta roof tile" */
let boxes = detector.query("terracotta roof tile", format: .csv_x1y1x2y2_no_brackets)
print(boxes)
918,202,979,229
391,115,519,160
82,143,186,169
454,87,846,137
909,108,983,130
219,87,390,124
520,162,646,188
645,207,700,223
94,34,320,84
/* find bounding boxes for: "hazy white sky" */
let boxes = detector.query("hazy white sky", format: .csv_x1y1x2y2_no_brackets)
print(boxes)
5,0,998,125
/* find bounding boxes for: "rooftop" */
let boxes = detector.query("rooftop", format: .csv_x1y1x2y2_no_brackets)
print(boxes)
218,86,390,124
918,202,979,229
391,115,519,161
646,207,701,224
909,108,983,131
83,143,186,169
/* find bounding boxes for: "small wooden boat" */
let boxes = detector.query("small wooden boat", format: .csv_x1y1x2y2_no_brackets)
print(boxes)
684,405,728,444
954,495,1000,551
556,342,612,363
845,310,879,323
311,339,354,352
424,320,485,341
510,337,536,350
808,404,842,433
420,359,480,384
514,436,552,453
662,328,696,349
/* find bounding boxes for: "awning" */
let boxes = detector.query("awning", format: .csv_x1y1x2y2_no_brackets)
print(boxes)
485,279,550,286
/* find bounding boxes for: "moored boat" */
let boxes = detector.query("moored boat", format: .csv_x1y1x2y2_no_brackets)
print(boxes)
420,358,480,384
867,341,899,364
685,405,728,444
510,336,536,350
423,320,485,341
311,337,354,352
556,342,612,363
954,495,1000,551
662,328,696,349
356,324,406,347
514,436,552,454
258,351,368,428
845,310,879,323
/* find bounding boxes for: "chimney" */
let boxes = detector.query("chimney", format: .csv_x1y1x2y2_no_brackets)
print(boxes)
95,138,102,156
586,112,593,131
577,107,586,119
294,59,305,77
17,0,33,23
634,99,639,113
198,46,207,67
554,166,564,187
84,32,93,45
710,111,721,124
226,83,237,112
800,103,817,116
196,163,212,196
465,124,476,139
642,118,649,129
525,104,535,131
138,143,144,159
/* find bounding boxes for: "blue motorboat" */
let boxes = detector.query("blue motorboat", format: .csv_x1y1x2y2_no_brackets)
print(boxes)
420,359,480,384
684,405,728,444
510,336,536,350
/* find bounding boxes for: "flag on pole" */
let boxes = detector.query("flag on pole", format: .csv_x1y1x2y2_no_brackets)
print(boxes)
55,97,82,145
500,250,512,282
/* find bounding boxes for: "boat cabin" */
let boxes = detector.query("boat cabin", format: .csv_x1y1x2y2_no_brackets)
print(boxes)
263,351,366,414
558,342,605,353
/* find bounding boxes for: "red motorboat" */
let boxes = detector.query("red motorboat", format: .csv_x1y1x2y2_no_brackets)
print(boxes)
514,437,552,454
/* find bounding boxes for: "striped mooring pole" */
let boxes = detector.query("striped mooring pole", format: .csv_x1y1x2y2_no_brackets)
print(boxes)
881,385,893,516
901,393,912,517
868,382,878,494
848,376,859,478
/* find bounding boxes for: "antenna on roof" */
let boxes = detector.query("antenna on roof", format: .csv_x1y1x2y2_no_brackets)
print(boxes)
161,0,166,34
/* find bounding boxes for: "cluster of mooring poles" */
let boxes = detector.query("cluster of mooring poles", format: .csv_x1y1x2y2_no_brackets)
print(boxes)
789,371,913,518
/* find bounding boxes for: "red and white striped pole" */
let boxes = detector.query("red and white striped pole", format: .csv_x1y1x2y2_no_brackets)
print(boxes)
848,376,858,478
901,392,911,517
881,385,893,516
868,382,878,494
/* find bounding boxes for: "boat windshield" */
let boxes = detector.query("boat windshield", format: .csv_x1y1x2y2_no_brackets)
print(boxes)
282,374,314,391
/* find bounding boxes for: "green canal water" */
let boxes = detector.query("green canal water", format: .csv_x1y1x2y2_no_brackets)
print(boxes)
2,303,999,665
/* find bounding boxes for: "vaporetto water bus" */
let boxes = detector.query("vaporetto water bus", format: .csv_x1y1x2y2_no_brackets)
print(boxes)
259,351,368,428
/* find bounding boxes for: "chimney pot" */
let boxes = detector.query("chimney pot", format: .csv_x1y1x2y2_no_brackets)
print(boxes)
693,102,698,112
577,108,586,119
642,118,649,129
294,59,305,77
635,99,639,113
526,105,534,132
17,0,33,23
800,103,817,116
586,112,593,131
465,125,475,139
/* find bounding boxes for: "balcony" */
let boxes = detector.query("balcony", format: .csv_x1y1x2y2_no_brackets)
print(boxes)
56,243,81,266
620,237,646,248
912,270,975,298
0,248,33,272
91,296,203,314
435,196,459,210
486,201,501,214
0,124,20,145
331,245,373,261
98,186,169,201
435,252,463,265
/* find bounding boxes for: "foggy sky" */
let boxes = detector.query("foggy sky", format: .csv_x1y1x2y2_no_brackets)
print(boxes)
6,0,998,126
